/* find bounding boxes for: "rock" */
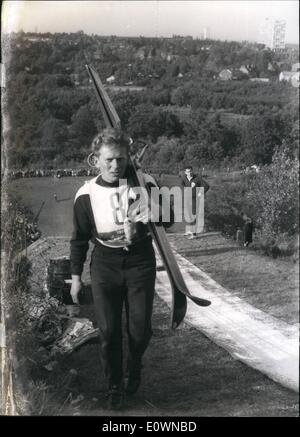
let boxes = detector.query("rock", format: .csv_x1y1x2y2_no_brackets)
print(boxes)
70,394,85,405
65,304,80,318
43,360,59,371
62,369,78,387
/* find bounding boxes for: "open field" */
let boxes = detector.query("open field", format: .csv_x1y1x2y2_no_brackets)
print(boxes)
162,105,252,127
8,171,244,237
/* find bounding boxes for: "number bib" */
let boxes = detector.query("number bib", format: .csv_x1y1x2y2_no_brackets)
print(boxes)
88,177,136,248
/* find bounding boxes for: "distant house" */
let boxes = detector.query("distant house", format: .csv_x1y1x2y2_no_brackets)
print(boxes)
94,50,102,60
106,75,115,84
293,72,300,86
291,63,300,72
239,65,251,75
219,69,232,81
135,48,146,60
23,36,41,43
275,61,291,71
267,62,276,72
251,165,260,173
159,50,168,60
232,68,247,80
279,71,299,84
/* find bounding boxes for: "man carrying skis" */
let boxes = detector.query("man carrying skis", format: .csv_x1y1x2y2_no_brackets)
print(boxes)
70,128,173,410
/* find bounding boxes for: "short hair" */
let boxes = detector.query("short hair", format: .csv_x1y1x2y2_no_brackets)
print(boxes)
91,128,130,156
185,166,193,171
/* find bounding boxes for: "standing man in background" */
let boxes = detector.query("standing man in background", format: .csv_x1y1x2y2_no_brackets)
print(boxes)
180,166,210,239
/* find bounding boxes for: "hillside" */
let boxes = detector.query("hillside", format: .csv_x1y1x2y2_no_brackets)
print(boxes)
3,32,298,172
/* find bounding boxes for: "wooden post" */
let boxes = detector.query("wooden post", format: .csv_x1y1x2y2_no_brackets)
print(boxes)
236,228,243,244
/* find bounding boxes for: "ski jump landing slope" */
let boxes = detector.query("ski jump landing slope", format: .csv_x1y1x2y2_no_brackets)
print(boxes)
155,247,299,393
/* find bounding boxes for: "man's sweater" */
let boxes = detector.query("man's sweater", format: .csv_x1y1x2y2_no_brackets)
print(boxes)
70,172,173,275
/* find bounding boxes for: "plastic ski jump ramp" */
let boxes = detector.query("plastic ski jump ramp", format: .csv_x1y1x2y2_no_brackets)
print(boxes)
155,247,299,393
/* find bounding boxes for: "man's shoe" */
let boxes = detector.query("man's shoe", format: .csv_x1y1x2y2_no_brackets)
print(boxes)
125,374,141,395
125,362,142,395
106,384,124,410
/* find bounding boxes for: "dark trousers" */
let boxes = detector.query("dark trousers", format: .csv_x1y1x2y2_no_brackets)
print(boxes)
90,237,156,388
244,222,253,244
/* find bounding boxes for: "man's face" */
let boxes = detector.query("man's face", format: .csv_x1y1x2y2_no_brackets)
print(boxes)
185,168,193,177
96,144,128,183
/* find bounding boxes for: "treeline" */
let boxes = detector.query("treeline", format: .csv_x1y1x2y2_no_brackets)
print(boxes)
3,32,299,171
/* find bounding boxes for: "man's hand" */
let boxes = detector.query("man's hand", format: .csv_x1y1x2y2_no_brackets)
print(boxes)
70,275,82,304
131,202,154,224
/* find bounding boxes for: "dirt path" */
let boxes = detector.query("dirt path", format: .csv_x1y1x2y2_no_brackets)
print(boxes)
36,294,298,417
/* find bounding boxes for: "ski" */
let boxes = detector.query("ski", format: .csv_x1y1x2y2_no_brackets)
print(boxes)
86,64,211,328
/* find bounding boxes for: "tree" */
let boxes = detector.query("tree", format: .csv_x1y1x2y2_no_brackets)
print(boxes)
128,104,182,142
70,105,97,141
246,145,299,249
40,117,69,158
240,114,284,165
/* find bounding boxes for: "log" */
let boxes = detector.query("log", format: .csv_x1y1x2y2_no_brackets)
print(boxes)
51,318,99,355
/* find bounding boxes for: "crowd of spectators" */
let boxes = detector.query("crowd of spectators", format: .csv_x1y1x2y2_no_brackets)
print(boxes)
9,168,99,179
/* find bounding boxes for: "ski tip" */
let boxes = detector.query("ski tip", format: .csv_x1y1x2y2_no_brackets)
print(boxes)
191,297,211,307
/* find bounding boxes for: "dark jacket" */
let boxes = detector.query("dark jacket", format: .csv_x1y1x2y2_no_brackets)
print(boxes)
180,173,210,195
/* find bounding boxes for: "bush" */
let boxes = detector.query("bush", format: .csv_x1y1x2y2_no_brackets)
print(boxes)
246,145,299,252
205,144,299,258
205,176,250,237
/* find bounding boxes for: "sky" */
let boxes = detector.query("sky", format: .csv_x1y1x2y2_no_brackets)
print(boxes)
2,1,299,43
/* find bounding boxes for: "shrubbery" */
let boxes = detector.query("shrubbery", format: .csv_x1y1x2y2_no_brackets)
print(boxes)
205,144,299,258
1,192,41,413
246,145,299,256
205,174,251,237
